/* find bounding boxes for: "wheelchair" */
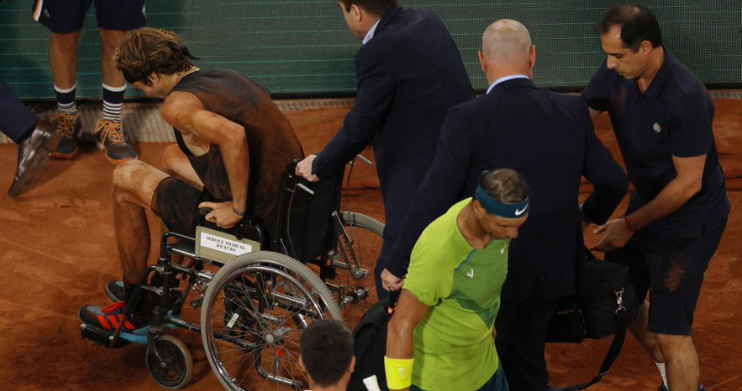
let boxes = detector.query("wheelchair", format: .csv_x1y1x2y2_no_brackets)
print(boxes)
80,158,384,390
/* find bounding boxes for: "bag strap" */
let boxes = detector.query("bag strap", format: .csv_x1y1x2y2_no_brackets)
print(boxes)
548,313,628,391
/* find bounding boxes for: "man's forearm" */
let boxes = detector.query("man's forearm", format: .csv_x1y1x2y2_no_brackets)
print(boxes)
626,177,700,231
386,320,415,359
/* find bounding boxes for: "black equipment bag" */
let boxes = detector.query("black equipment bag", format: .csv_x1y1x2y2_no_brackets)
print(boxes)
546,251,639,391
347,298,395,391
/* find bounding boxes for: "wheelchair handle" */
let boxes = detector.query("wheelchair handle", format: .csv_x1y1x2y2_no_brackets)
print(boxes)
355,154,373,166
296,183,315,195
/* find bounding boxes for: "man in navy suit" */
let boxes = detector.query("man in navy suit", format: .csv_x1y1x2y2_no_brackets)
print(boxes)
295,0,474,299
380,20,628,391
1,79,60,197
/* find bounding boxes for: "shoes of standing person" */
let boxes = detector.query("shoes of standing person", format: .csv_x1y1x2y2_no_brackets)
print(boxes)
8,120,62,198
49,113,82,159
94,120,138,165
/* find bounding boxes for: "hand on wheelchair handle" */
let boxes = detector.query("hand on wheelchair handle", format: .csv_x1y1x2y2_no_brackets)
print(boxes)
198,201,241,229
295,154,320,182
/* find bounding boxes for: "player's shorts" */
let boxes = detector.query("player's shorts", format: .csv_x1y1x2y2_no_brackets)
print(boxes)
605,218,727,335
32,0,146,34
151,177,205,236
151,144,233,236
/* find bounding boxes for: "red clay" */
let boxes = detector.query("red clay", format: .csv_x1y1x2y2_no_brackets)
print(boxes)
0,100,739,391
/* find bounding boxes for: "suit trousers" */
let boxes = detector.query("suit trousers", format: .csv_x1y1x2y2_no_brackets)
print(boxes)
0,80,38,143
495,296,558,391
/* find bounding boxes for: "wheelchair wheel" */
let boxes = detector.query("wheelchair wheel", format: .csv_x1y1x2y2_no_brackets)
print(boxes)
336,211,385,329
145,335,193,390
201,251,342,391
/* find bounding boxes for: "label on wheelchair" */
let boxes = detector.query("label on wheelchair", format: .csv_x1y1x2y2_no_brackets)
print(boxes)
195,226,261,264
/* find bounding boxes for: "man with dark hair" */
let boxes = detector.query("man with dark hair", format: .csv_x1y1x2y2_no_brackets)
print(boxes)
300,319,355,391
77,28,303,335
583,4,730,391
1,79,60,197
295,0,474,299
381,19,628,391
386,169,529,391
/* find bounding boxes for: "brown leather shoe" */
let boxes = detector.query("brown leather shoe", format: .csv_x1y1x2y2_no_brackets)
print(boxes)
8,120,62,198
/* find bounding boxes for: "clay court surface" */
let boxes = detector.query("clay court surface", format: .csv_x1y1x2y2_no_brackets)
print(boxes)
0,100,740,391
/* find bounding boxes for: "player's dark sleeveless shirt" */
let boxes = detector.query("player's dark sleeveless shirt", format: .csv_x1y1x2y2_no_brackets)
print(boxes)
171,69,304,231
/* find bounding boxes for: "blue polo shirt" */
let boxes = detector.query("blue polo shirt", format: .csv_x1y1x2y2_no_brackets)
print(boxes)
582,49,729,238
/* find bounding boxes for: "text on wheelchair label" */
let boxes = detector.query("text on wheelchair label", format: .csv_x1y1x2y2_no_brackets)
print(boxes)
200,232,253,256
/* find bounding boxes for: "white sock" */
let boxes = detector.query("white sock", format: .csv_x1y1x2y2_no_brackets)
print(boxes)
656,361,669,388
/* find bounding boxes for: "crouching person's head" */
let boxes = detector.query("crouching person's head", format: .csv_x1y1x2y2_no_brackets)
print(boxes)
300,319,355,390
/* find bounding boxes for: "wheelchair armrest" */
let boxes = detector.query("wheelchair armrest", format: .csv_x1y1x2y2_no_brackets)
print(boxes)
198,207,264,243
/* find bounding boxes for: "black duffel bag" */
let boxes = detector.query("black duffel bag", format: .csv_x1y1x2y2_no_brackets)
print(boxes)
546,251,639,391
347,298,394,391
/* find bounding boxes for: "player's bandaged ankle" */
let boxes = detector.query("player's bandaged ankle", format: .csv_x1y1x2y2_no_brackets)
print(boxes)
384,356,414,389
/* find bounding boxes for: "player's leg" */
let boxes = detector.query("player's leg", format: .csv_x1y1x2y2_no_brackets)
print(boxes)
32,0,88,158
78,160,170,334
92,0,145,163
110,160,169,287
162,144,204,190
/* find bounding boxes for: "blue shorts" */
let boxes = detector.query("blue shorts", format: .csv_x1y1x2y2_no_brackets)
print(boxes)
411,363,510,391
32,0,146,34
605,218,727,336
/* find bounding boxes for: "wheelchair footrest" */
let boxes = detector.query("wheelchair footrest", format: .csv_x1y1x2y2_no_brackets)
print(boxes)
79,322,131,348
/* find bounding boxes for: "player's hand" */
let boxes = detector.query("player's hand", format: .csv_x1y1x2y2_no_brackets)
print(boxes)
295,155,320,182
199,201,242,229
590,217,633,252
381,268,404,292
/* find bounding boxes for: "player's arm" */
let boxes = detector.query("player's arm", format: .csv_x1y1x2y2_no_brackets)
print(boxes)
386,289,430,391
162,91,248,228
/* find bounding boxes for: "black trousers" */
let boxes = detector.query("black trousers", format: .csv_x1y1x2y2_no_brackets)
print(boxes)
495,296,558,391
0,79,38,143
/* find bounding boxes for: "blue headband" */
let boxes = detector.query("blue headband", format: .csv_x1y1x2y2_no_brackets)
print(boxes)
475,185,529,218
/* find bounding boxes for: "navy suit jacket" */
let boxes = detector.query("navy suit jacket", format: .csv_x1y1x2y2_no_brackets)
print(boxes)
312,6,474,242
386,78,628,300
0,79,38,143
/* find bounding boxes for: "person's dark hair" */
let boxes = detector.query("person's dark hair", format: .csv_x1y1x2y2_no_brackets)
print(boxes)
339,0,397,16
478,168,529,204
300,319,354,388
597,3,662,51
115,27,197,86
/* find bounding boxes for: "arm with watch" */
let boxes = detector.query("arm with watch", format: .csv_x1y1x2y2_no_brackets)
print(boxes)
590,153,705,252
162,92,249,229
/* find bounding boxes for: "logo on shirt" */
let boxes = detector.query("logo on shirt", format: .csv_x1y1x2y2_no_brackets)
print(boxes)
653,123,662,133
466,269,475,279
